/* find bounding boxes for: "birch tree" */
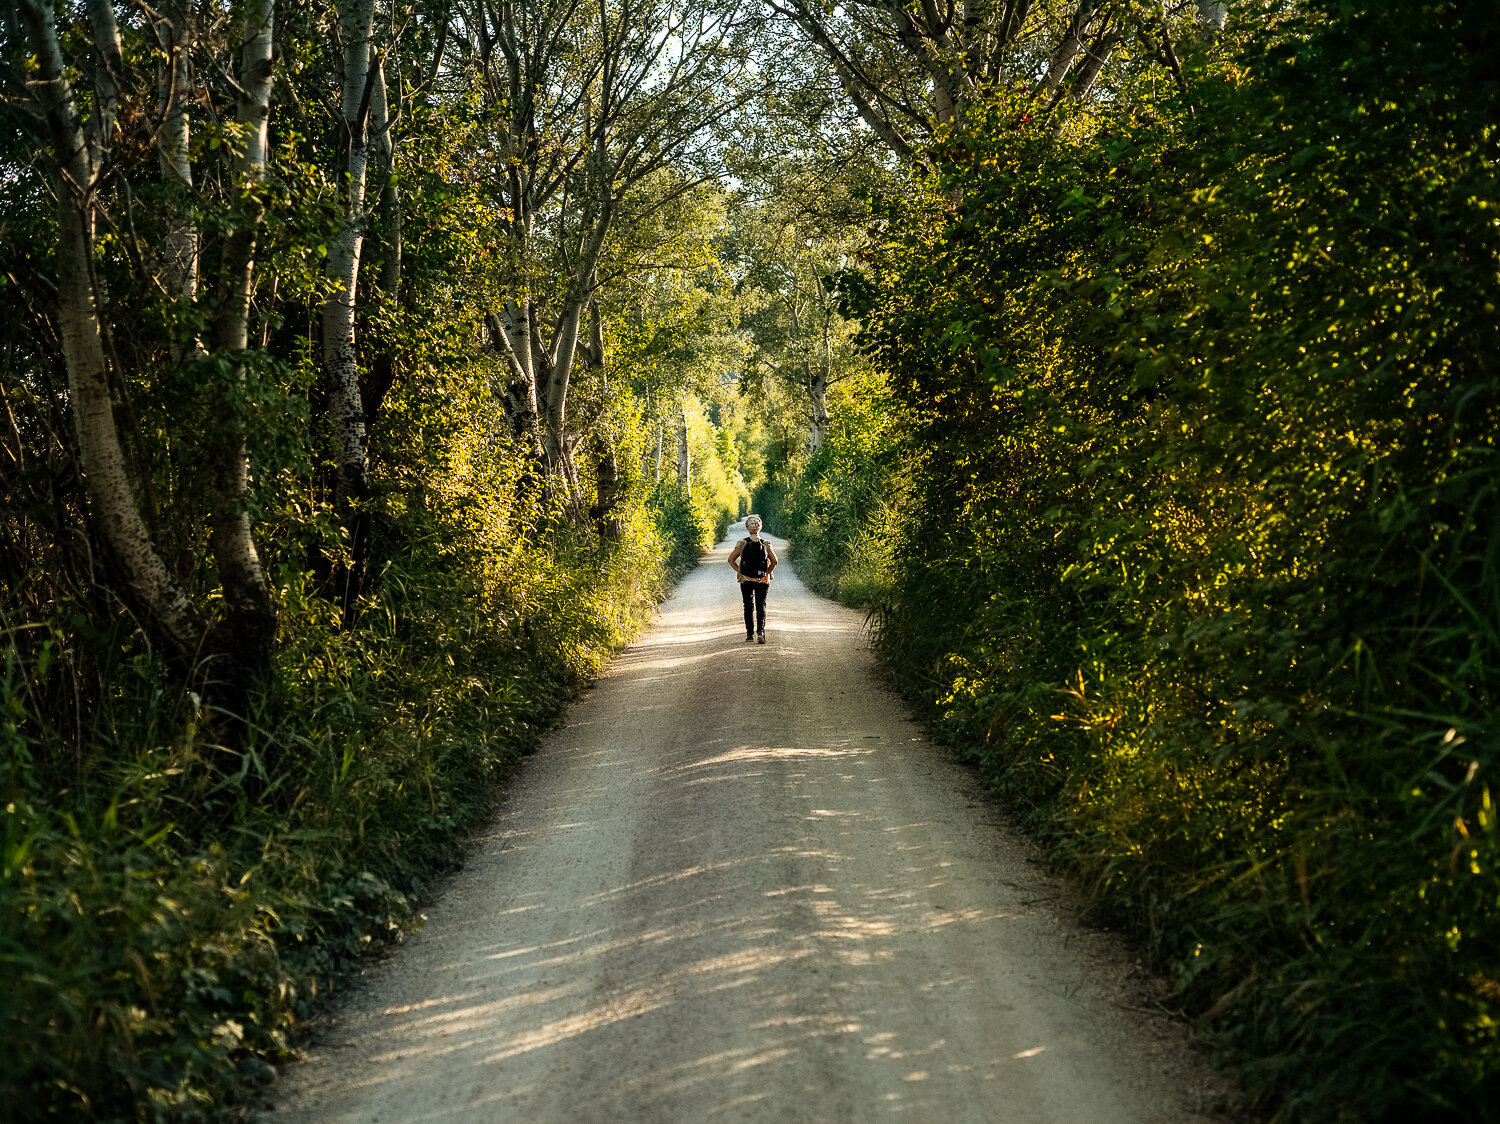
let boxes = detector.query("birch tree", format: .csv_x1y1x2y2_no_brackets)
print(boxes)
207,0,279,678
14,0,206,667
323,0,379,608
12,0,279,697
153,1,198,307
457,0,753,508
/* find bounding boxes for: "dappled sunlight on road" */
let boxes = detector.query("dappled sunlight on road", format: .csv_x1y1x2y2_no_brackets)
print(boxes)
270,521,1213,1124
293,726,1066,1122
628,623,751,648
680,745,875,769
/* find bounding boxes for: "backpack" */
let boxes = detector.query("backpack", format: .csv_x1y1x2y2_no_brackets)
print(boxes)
740,537,768,579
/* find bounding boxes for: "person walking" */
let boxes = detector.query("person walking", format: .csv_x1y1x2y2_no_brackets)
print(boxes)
728,515,778,644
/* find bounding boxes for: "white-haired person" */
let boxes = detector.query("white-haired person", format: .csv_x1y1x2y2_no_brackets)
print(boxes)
728,515,779,644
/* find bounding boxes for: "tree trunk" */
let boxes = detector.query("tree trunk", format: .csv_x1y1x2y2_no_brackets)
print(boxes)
1070,25,1121,103
676,409,690,489
543,298,584,471
375,66,401,300
207,0,278,694
83,0,123,185
1038,0,1102,96
364,58,401,425
18,0,206,668
322,0,376,618
592,432,623,540
579,303,622,539
487,300,547,463
541,207,611,488
156,2,197,309
808,367,830,452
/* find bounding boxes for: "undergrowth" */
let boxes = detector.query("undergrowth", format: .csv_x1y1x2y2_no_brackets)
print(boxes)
763,3,1500,1119
0,471,712,1122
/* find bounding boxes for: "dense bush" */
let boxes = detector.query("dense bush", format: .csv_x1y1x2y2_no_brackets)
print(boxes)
755,374,898,605
0,351,712,1119
785,2,1500,1119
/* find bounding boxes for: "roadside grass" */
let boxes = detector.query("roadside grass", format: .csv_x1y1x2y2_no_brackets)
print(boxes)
0,490,707,1121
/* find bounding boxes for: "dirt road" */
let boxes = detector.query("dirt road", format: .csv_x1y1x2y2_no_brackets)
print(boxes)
266,524,1227,1123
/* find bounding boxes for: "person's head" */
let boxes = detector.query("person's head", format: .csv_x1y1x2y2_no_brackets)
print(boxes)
746,515,763,535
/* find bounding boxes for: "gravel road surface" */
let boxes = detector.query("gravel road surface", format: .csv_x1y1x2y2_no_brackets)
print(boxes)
265,523,1229,1123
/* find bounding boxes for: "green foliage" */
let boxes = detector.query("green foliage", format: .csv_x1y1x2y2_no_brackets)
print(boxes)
647,400,750,575
788,2,1500,1119
651,483,715,577
0,362,683,1119
758,370,898,605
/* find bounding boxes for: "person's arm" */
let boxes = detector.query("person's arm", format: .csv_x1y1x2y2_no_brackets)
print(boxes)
728,541,744,580
765,543,778,580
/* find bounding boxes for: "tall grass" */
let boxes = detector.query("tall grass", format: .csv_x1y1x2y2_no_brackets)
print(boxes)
0,401,715,1119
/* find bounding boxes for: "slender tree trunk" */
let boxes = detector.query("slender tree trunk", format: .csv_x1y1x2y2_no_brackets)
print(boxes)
1041,20,1120,134
322,0,377,617
83,0,122,188
541,161,613,490
1070,25,1121,103
808,367,830,452
487,299,547,462
543,298,583,470
18,0,206,668
375,68,401,299
676,409,690,489
365,60,402,424
1038,0,1101,95
207,0,278,692
156,2,197,308
580,304,622,539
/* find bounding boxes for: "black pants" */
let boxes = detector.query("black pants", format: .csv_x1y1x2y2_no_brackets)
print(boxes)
740,581,768,635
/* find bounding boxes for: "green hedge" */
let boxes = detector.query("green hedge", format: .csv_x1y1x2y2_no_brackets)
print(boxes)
787,3,1500,1119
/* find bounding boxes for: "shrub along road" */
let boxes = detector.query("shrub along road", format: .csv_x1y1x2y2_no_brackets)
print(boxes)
265,524,1230,1123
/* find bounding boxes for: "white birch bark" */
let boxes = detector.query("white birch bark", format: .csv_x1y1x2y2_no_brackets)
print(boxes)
365,59,402,421
808,368,830,452
488,300,547,462
1039,0,1101,95
83,0,122,190
541,199,611,477
323,0,377,526
1071,27,1122,104
371,62,400,300
18,0,205,664
156,2,197,305
207,0,277,675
